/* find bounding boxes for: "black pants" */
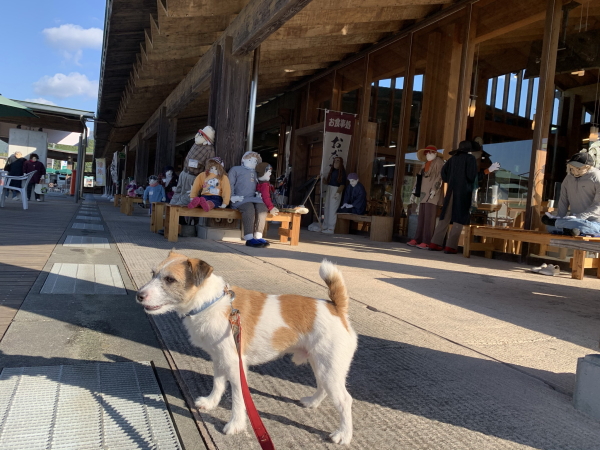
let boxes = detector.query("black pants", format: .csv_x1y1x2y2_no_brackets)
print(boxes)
27,183,40,200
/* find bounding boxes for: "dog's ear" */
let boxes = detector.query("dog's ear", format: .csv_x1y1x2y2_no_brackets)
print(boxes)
187,258,213,286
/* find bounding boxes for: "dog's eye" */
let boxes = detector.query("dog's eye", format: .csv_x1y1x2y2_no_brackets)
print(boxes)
164,276,176,284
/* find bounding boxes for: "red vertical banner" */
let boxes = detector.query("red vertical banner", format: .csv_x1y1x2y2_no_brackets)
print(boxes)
321,111,356,175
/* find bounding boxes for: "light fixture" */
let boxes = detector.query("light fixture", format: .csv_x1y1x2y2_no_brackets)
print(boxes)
468,97,477,118
383,164,396,167
389,144,397,148
571,70,585,76
531,113,536,131
590,125,599,142
273,153,278,157
284,69,295,73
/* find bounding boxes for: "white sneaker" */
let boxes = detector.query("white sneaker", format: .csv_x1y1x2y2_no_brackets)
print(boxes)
322,229,334,234
13,196,20,201
539,265,560,276
531,263,547,273
36,199,41,202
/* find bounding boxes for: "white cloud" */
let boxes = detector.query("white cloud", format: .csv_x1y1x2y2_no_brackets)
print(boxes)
33,73,99,99
24,98,57,106
43,24,103,63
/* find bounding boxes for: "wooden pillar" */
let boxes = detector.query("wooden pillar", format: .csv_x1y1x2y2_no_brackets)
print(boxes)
357,122,377,195
155,107,177,175
455,4,477,148
351,57,373,174
134,140,149,184
208,36,252,169
524,0,562,232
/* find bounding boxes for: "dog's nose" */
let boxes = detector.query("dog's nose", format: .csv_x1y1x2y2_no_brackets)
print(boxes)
136,292,147,302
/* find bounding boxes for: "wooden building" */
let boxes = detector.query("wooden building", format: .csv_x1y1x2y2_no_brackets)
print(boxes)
95,0,600,255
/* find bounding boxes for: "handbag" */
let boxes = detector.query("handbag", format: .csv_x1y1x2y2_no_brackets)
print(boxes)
34,183,48,195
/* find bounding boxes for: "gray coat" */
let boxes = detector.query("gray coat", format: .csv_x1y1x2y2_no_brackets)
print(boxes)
419,156,444,206
557,168,600,222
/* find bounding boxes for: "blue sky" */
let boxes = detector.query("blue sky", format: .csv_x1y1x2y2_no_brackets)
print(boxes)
0,1,105,121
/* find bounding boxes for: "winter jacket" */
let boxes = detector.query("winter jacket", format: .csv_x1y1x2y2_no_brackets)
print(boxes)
228,165,263,208
440,152,478,225
419,156,444,205
23,160,46,184
143,184,166,204
190,172,231,205
257,181,275,211
5,156,26,176
557,168,600,222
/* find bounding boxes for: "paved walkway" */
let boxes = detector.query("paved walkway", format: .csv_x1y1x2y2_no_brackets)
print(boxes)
100,198,600,449
0,195,206,450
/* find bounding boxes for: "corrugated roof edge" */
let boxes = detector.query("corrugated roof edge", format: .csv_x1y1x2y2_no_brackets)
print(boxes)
13,100,95,118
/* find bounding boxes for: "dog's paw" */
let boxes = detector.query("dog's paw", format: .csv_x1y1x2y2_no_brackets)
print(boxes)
195,396,218,411
223,419,246,435
330,429,352,445
300,394,324,409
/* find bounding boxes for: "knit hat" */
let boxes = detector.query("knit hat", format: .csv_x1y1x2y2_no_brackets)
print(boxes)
242,151,262,164
347,173,359,180
417,145,441,162
256,162,273,179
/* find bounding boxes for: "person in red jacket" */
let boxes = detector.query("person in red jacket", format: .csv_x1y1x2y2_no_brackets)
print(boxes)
256,162,279,215
23,153,46,202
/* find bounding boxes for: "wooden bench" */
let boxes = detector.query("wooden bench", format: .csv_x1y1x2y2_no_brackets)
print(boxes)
162,204,302,245
120,196,143,215
464,226,600,280
549,239,600,280
113,194,122,207
335,213,394,242
150,202,167,233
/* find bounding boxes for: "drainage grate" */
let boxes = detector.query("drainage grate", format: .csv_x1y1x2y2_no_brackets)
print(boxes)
63,236,110,249
72,223,104,231
0,362,182,450
41,263,126,294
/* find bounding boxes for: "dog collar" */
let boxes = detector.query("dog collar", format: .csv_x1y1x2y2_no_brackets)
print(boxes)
182,287,233,318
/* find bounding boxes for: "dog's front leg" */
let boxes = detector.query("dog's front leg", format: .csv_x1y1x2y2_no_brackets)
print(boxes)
195,358,227,411
222,349,247,435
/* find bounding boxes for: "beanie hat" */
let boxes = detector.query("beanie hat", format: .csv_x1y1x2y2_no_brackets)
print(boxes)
347,173,359,180
256,162,273,179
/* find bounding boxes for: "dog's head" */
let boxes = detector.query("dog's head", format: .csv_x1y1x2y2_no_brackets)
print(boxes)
136,251,213,314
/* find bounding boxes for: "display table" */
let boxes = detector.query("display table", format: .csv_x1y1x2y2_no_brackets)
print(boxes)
162,205,302,245
335,213,394,242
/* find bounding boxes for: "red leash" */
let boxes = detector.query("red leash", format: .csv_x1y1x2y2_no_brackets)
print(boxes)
229,306,276,450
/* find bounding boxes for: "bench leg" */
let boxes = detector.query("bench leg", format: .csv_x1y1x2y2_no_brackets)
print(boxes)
279,220,290,244
167,207,179,242
463,226,472,258
290,214,301,246
572,249,586,280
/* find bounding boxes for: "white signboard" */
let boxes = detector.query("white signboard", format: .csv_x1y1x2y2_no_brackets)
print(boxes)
95,158,106,186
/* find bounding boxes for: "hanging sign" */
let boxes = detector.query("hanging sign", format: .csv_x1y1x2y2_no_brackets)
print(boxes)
95,158,106,186
321,110,356,176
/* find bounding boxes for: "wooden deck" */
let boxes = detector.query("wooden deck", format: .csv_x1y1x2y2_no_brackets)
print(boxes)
0,195,78,340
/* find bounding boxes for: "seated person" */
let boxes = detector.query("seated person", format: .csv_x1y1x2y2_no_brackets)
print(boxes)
542,151,600,237
255,162,279,216
188,157,230,211
338,173,367,215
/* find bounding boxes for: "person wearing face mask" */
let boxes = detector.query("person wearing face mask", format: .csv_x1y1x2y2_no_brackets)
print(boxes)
188,157,230,211
170,126,216,207
407,145,444,249
322,156,347,234
338,173,366,215
542,151,600,237
229,151,270,248
255,162,279,216
161,165,178,201
23,153,46,202
142,175,166,215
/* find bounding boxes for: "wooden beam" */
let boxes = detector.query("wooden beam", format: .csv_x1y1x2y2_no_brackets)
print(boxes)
474,11,546,43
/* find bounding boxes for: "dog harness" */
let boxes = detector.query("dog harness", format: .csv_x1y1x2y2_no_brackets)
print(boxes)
182,287,230,317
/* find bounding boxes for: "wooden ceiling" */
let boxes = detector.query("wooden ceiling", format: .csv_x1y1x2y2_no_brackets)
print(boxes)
95,0,456,156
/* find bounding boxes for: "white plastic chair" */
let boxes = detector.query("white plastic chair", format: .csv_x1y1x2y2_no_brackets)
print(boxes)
0,170,37,210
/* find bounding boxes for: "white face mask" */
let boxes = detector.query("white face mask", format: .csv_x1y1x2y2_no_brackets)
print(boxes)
242,157,258,170
166,170,173,177
426,152,437,162
349,179,358,187
259,169,272,181
209,166,219,175
31,157,38,162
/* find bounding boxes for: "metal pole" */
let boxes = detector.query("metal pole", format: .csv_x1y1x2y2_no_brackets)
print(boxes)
75,130,84,203
80,125,88,200
246,46,261,153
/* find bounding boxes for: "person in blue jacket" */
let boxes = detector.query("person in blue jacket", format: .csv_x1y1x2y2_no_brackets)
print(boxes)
338,173,367,215
142,175,166,215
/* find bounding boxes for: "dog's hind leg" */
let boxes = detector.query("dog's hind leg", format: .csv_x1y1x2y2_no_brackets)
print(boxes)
195,359,227,411
300,356,327,408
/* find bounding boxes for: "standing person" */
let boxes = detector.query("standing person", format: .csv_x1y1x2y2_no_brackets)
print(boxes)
428,140,478,254
4,151,26,200
322,156,346,234
407,145,444,249
23,153,46,202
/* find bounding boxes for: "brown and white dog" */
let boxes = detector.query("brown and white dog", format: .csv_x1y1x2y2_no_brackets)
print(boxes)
136,251,357,445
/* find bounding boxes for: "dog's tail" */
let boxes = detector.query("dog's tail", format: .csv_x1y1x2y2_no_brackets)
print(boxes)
319,259,349,318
